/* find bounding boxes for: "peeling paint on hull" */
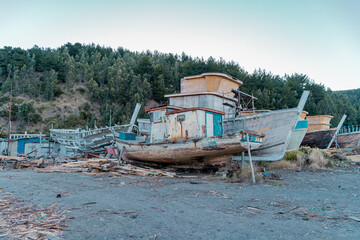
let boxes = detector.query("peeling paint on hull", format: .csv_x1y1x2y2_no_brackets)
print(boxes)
117,133,262,165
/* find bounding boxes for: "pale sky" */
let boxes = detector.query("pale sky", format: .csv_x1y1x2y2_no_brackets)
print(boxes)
1,0,359,90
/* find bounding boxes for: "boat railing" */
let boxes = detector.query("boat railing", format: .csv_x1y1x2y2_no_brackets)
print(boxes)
339,125,360,134
223,115,246,133
137,119,151,135
10,133,43,140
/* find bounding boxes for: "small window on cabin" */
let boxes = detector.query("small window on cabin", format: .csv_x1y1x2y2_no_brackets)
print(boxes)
149,112,153,123
154,111,162,122
177,115,185,122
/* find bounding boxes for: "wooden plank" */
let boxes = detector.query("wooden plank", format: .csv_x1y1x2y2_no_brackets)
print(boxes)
0,155,26,160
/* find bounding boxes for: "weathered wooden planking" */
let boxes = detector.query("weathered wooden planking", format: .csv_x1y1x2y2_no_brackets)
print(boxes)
301,129,336,149
225,91,309,161
117,132,262,165
224,108,300,161
0,155,26,160
337,132,360,147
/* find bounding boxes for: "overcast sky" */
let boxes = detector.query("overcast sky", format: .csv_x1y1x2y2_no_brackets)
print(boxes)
1,0,359,90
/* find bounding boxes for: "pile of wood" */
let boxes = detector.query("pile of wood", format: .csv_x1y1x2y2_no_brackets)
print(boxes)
0,194,69,239
39,158,176,177
0,155,55,169
1,154,176,177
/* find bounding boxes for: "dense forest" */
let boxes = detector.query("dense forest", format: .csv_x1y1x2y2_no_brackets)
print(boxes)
0,43,359,135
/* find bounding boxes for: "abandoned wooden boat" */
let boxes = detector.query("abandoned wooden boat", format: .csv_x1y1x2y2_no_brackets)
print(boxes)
224,91,309,161
301,128,336,148
118,106,264,166
301,115,338,149
301,115,353,149
165,72,309,161
117,131,263,165
336,125,360,147
50,124,130,152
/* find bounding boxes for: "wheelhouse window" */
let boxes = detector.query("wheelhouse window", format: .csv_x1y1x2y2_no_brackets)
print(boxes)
177,115,185,122
154,111,162,122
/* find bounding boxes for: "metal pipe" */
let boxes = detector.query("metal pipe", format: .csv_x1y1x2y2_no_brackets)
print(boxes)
246,133,256,184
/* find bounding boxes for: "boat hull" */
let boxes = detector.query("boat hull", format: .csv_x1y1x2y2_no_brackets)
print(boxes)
337,132,360,148
287,120,308,150
224,91,308,161
224,108,301,161
301,129,336,149
287,128,307,150
117,133,262,166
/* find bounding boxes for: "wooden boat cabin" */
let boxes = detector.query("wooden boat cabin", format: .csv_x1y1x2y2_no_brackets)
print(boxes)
306,115,333,131
165,73,243,116
145,106,225,142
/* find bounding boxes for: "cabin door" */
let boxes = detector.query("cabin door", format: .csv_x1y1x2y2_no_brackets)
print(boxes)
206,113,214,137
213,114,223,136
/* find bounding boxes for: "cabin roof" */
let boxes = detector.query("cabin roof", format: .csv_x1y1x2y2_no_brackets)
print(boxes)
164,91,238,102
306,115,334,119
166,107,226,116
183,72,243,86
145,105,184,113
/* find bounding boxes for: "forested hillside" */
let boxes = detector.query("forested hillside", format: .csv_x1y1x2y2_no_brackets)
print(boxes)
0,43,359,135
336,89,360,108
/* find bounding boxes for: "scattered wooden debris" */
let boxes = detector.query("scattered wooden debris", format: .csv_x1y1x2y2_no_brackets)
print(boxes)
38,158,176,177
0,155,56,169
0,155,27,161
0,194,69,239
1,154,176,177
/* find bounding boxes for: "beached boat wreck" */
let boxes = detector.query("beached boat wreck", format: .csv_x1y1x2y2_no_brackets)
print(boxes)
117,106,264,167
301,115,351,149
165,73,309,161
50,124,130,153
337,125,360,147
301,115,335,148
50,104,142,155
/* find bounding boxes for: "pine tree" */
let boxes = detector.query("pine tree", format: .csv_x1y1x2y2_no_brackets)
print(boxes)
42,70,58,100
